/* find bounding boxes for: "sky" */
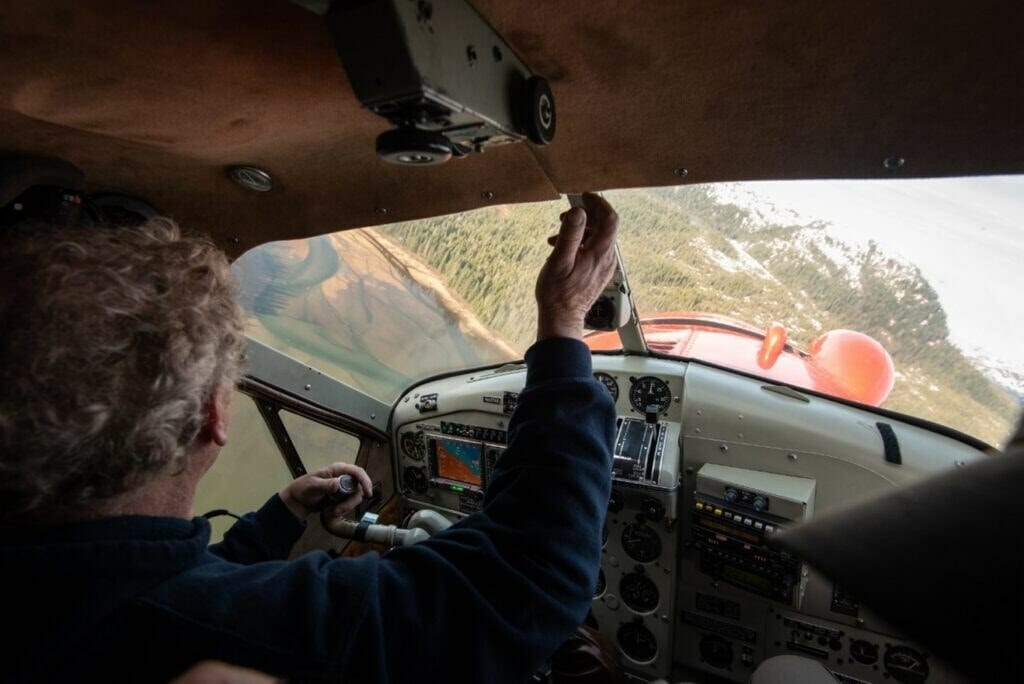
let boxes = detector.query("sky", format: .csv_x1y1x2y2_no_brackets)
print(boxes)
718,176,1024,373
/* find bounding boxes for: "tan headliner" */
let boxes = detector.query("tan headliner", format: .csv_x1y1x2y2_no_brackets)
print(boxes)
0,1,1021,256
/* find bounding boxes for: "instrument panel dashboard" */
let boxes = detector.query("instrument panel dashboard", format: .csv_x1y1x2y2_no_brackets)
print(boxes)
390,354,983,683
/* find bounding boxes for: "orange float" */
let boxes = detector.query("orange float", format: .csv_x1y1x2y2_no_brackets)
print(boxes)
585,312,896,406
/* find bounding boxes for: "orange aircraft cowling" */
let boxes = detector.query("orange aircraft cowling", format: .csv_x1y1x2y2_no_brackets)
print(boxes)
584,312,896,406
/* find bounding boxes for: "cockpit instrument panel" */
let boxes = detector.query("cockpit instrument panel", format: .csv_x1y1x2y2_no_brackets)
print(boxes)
391,357,979,683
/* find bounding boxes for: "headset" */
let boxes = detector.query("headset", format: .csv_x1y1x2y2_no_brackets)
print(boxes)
0,157,157,230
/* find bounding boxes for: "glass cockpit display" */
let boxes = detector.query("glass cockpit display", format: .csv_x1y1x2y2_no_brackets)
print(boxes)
429,436,483,488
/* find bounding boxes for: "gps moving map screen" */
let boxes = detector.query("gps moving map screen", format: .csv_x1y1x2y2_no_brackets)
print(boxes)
432,437,483,487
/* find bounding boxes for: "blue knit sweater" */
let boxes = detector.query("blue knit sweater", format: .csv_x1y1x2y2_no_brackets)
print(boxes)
1,338,615,682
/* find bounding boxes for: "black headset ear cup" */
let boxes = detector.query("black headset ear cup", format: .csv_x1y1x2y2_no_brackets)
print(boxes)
1,157,159,230
0,157,86,229
87,193,160,227
0,157,84,208
0,185,85,229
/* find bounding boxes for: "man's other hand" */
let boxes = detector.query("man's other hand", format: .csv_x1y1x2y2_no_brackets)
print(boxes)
535,192,619,341
279,462,373,520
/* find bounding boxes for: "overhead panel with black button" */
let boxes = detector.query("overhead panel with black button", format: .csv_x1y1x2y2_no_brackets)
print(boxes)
328,0,555,165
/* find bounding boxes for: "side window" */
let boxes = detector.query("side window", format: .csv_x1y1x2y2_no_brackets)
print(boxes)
194,391,292,542
280,410,361,473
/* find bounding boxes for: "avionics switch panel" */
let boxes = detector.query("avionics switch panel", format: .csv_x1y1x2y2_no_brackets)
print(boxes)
693,465,815,606
696,464,815,522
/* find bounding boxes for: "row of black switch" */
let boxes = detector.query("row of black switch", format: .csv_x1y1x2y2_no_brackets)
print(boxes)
440,421,507,443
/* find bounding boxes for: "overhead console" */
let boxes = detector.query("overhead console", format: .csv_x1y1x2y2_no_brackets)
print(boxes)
390,357,986,683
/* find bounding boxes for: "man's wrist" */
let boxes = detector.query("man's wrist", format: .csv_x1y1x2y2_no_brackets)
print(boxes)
277,490,307,521
536,328,582,342
536,315,583,342
525,337,594,386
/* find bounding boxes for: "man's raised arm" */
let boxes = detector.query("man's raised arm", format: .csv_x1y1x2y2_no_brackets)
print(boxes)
347,193,621,682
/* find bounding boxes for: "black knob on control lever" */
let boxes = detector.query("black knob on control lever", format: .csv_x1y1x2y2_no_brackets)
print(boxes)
325,474,357,505
318,476,383,530
645,407,658,424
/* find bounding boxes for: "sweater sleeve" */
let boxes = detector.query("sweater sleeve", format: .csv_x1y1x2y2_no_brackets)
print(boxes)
208,494,307,563
349,336,616,682
143,338,615,683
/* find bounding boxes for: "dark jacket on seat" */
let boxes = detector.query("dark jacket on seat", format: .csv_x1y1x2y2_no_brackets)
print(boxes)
1,338,616,683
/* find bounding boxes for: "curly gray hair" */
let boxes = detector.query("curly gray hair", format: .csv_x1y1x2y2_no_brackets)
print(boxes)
0,218,246,520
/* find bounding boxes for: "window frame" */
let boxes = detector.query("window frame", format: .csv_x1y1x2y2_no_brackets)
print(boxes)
236,336,395,513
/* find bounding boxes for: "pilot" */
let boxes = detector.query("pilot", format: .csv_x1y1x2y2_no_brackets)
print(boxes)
0,192,619,682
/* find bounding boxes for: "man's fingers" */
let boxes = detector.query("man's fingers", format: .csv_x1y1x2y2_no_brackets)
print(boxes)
549,207,587,267
580,192,614,224
331,462,374,499
597,251,617,290
548,230,593,248
588,228,618,261
352,468,374,498
580,193,619,256
318,462,359,478
304,476,340,501
308,463,373,499
328,491,365,519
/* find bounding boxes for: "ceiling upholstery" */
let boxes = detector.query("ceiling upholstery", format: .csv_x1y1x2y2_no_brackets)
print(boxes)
0,1,1020,256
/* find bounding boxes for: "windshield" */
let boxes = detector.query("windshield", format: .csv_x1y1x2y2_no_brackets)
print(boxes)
233,177,1023,446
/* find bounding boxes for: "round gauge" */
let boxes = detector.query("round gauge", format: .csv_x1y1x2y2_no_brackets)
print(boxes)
594,569,606,598
639,496,665,522
629,376,672,414
884,645,930,684
621,523,662,563
401,431,425,461
400,432,417,458
608,488,624,513
402,466,428,494
619,572,659,613
849,639,878,665
593,372,619,401
699,634,733,669
617,622,658,664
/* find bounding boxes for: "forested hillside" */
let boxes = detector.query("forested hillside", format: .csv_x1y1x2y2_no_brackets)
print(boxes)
385,186,1018,445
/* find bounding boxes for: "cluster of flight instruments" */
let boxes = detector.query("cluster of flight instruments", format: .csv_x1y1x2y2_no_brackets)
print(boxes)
392,365,941,684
